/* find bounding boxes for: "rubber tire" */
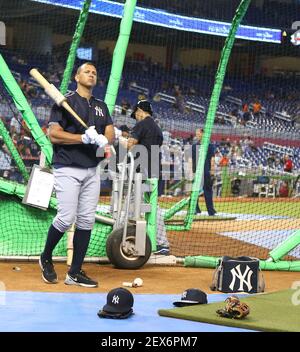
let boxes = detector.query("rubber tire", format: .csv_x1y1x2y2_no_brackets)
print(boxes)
106,225,152,269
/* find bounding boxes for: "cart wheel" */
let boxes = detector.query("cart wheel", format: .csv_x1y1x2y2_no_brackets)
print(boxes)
106,225,152,269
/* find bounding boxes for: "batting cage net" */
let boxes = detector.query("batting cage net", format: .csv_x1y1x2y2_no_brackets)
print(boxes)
0,0,299,267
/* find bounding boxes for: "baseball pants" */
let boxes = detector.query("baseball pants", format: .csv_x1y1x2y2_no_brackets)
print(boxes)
52,165,100,232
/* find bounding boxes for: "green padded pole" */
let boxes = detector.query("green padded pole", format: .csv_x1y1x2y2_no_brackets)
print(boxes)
104,0,137,115
60,0,92,94
268,230,300,262
259,260,300,271
184,255,300,272
0,118,29,181
0,54,53,165
164,197,190,221
144,178,158,251
0,178,57,209
183,0,251,230
184,255,219,268
166,224,187,231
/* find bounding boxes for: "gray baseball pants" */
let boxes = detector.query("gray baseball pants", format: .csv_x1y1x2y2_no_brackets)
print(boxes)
52,165,100,232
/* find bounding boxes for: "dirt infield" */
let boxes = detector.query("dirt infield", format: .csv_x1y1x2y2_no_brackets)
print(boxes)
193,218,300,232
1,262,299,295
1,197,299,295
168,219,300,258
159,196,300,203
101,196,300,206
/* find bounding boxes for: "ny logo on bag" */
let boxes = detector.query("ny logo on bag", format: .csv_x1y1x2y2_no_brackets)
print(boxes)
229,264,253,292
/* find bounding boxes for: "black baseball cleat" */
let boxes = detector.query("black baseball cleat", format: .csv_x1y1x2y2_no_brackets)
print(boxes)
65,270,98,288
39,255,58,284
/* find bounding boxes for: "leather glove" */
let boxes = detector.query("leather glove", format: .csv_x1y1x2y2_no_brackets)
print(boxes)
216,296,250,320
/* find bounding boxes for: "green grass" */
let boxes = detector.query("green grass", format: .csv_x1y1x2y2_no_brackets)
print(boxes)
209,201,300,218
159,200,300,218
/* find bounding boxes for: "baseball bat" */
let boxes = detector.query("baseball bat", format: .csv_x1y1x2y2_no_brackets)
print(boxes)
29,68,88,129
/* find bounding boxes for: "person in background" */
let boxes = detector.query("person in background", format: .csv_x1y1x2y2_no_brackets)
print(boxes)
0,139,12,179
115,100,170,255
190,128,217,216
121,99,131,116
283,154,293,173
214,149,223,197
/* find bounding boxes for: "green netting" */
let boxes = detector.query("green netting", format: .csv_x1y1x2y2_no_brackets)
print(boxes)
0,193,111,257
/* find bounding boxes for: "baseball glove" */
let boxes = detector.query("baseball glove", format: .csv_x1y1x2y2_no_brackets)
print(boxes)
216,296,250,319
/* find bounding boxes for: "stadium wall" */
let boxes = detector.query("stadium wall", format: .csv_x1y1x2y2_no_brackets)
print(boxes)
97,40,167,65
178,48,220,67
12,22,52,54
261,56,300,73
171,130,300,148
52,33,73,46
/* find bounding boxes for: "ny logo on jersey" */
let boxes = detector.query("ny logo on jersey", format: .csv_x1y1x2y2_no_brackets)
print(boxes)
111,295,120,305
229,264,253,292
95,106,104,117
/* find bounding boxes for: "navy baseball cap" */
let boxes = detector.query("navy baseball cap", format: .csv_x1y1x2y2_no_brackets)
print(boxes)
98,287,134,319
173,288,208,307
131,100,153,118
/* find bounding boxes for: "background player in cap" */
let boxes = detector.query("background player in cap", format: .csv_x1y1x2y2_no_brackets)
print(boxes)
189,128,217,216
39,62,114,288
115,100,170,254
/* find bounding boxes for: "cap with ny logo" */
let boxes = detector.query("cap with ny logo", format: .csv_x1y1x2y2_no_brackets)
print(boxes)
98,287,134,319
173,288,208,307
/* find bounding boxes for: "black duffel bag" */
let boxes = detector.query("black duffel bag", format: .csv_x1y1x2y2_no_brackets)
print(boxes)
210,256,265,294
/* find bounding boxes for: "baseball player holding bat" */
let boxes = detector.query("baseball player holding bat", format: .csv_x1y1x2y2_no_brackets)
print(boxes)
37,62,114,287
